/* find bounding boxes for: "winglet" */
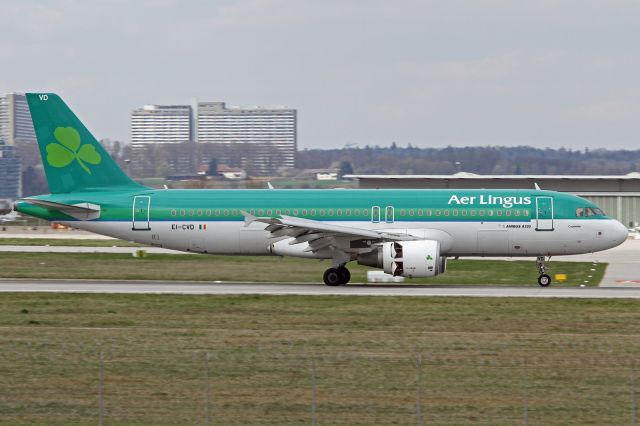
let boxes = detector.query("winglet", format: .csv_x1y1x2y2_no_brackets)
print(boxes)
240,210,256,227
534,182,541,190
267,182,274,189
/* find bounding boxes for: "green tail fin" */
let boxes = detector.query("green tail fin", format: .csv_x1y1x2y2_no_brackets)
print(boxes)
26,93,144,193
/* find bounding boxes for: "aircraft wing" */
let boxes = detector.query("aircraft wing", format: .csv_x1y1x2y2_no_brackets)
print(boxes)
242,211,419,253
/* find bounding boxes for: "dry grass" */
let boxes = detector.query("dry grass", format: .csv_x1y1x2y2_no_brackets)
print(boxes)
0,252,605,286
0,294,639,424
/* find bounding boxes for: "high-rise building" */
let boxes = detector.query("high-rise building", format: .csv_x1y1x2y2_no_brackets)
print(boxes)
196,102,296,175
0,93,37,145
130,105,193,145
0,142,22,199
130,100,297,176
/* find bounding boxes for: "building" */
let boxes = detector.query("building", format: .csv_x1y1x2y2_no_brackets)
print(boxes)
130,100,297,177
131,104,193,145
196,102,296,175
0,142,22,199
345,172,640,227
0,93,37,146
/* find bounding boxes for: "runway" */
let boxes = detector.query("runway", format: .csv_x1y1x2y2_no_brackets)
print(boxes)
2,279,640,298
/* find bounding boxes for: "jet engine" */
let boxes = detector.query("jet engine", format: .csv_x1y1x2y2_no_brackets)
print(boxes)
357,240,445,278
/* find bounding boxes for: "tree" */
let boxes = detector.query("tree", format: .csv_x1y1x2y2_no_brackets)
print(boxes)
337,160,354,177
208,158,218,176
22,166,48,196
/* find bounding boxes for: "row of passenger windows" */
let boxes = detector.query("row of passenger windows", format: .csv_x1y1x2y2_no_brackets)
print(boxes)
169,208,531,218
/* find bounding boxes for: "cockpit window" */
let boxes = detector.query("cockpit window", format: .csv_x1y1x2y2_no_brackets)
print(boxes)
577,206,605,217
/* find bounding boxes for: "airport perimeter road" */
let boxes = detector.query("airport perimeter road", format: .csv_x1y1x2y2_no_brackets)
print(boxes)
2,280,640,298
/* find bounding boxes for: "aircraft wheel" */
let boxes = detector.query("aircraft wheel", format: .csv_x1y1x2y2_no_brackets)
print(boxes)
337,266,351,285
323,268,342,286
538,274,552,287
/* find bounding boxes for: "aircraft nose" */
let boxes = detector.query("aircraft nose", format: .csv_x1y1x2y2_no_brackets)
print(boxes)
609,220,629,247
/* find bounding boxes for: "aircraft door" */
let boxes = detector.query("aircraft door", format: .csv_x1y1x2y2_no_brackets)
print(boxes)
385,206,394,223
371,206,381,223
535,196,554,231
132,196,151,231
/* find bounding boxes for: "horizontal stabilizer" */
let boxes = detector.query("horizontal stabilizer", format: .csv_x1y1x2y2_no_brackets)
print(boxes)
18,198,100,221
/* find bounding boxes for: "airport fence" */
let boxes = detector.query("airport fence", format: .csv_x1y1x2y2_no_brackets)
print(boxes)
1,343,639,425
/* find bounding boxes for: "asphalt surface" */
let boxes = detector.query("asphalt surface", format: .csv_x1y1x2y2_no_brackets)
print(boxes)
2,279,640,298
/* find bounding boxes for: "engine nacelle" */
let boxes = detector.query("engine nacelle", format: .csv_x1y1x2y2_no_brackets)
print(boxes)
358,240,444,278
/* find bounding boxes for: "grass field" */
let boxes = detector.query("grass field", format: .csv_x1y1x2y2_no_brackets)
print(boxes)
0,293,639,425
0,238,143,247
0,251,605,286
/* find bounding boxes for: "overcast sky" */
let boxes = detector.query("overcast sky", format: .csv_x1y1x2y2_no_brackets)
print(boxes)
2,0,639,149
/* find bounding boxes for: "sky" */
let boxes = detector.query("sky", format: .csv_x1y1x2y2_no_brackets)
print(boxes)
1,0,639,150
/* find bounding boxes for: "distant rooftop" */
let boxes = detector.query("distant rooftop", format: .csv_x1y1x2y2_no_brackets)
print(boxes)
344,172,640,180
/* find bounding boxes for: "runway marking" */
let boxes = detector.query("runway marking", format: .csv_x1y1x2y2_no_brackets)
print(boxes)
2,279,640,298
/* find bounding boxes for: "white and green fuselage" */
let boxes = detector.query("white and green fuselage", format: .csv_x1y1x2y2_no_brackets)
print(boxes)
18,188,628,257
14,93,628,286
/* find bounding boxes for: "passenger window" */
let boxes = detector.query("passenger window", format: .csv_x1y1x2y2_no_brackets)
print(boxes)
232,209,238,216
470,210,476,216
497,210,503,216
435,210,441,216
418,209,423,216
206,209,211,216
479,210,484,216
346,209,351,216
171,209,177,216
487,210,493,217
409,209,414,216
515,210,520,216
197,209,203,216
453,210,458,216
267,209,272,215
337,209,342,216
189,209,194,216
506,210,511,217
302,209,308,215
444,210,450,216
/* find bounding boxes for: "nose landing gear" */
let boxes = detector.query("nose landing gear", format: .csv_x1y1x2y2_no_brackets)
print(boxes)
536,256,551,287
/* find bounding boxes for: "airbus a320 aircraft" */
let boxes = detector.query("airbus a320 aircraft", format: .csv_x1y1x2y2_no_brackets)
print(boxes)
14,94,628,286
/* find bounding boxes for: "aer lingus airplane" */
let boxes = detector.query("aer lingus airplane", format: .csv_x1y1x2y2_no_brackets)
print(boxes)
14,93,628,286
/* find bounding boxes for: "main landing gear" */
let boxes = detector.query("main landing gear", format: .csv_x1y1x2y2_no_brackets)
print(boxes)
537,256,551,287
323,266,351,286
